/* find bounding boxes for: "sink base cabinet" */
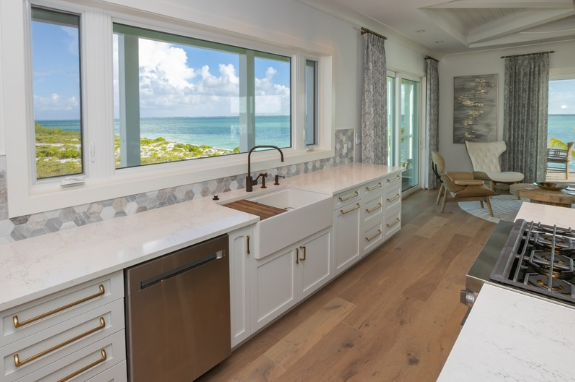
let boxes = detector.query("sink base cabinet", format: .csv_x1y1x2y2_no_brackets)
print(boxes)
229,227,253,348
249,228,332,333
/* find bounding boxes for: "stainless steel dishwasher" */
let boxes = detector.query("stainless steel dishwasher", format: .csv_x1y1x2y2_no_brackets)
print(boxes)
125,234,230,382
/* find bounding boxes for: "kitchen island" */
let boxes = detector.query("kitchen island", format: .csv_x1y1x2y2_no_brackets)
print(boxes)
438,203,575,381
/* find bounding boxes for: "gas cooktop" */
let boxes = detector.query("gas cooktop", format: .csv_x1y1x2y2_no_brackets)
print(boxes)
491,219,575,305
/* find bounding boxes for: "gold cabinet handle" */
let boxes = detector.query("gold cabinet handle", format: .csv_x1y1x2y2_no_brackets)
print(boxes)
338,191,359,202
14,317,106,368
386,218,401,228
57,349,107,382
246,235,251,255
387,176,400,183
365,230,382,242
365,182,382,192
387,194,400,202
295,248,299,265
299,246,306,262
340,204,360,215
13,285,105,329
365,203,382,214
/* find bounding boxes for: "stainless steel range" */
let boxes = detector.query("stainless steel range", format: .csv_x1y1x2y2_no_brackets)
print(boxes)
462,219,575,310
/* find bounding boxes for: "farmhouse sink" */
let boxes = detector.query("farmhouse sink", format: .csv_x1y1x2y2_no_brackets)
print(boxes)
225,187,332,259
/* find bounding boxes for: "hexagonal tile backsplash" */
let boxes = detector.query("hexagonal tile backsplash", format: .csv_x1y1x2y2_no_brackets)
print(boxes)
0,129,354,244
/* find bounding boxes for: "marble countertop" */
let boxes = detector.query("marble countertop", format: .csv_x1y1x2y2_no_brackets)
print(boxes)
439,202,575,381
0,163,402,312
438,284,575,382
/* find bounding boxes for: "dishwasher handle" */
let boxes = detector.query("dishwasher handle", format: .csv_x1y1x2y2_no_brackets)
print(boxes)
140,250,224,290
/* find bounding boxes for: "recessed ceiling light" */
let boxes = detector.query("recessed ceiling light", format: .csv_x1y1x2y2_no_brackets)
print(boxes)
416,30,425,33
435,41,444,43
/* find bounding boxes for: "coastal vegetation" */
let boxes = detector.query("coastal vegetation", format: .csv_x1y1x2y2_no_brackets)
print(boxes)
35,122,238,179
549,126,575,160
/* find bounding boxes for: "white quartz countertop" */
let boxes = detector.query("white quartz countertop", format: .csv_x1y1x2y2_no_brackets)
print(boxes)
0,163,402,311
438,284,575,382
515,201,575,227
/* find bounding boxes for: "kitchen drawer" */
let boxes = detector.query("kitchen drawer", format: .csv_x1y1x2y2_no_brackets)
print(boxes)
363,221,384,255
384,182,401,212
86,360,127,382
384,173,401,189
15,330,126,382
1,272,123,348
362,193,383,226
1,299,124,382
384,206,401,240
333,187,362,210
363,178,384,198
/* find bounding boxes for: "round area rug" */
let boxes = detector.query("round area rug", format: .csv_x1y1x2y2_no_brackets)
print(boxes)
458,194,525,223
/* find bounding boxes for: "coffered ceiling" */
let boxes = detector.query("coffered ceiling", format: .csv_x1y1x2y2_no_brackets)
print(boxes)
299,0,575,54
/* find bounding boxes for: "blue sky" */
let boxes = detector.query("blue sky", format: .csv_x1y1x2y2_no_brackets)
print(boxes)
32,20,291,120
549,79,575,115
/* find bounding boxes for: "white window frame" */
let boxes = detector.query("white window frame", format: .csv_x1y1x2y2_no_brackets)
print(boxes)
2,0,334,217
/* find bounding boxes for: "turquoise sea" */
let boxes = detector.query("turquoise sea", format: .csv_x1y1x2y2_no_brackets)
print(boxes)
37,116,292,151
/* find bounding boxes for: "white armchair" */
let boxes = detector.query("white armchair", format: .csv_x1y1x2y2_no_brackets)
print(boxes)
465,141,524,191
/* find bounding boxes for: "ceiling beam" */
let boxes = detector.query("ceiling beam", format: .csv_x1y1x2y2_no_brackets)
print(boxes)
426,0,573,9
467,8,575,44
419,8,468,45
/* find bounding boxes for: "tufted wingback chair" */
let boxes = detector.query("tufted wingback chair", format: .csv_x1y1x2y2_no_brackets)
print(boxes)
464,141,524,191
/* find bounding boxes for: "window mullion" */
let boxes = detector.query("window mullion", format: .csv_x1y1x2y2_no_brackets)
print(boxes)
239,50,255,151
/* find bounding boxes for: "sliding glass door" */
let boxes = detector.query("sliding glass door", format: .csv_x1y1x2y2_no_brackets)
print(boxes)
387,72,421,192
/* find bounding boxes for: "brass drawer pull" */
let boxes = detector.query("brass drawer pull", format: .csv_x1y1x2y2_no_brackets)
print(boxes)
338,191,359,202
299,246,306,262
57,349,107,382
365,230,382,242
365,203,382,214
387,176,400,183
365,183,382,192
295,248,299,265
247,235,251,255
13,285,105,328
386,218,401,228
340,204,360,215
14,317,106,368
387,194,400,203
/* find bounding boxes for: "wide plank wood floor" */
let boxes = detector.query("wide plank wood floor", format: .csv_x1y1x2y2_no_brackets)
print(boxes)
197,190,496,382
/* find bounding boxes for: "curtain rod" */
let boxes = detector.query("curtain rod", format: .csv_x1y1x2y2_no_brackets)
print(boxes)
501,51,554,59
425,55,439,62
361,27,387,40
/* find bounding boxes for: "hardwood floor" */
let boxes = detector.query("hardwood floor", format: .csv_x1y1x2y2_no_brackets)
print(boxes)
198,190,496,382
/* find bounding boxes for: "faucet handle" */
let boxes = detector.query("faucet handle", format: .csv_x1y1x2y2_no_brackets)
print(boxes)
274,175,285,186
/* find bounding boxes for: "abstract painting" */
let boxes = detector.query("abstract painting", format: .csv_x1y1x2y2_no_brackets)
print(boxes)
453,74,498,143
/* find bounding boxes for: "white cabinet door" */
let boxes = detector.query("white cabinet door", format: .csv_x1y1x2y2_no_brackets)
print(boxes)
297,229,332,301
228,226,253,348
333,202,362,275
250,246,297,333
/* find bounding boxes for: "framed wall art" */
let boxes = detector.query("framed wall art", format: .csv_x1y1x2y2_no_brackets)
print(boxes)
453,74,498,143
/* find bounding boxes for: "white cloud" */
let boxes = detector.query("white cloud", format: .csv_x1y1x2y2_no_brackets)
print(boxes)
113,38,290,117
34,93,79,111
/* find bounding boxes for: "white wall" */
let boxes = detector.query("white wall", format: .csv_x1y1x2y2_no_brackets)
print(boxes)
438,40,575,172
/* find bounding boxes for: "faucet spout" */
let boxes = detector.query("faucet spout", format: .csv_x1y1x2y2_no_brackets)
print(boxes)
246,146,285,192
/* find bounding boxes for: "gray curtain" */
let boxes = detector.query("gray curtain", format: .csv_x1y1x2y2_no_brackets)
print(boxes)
425,58,439,189
361,33,387,164
502,54,549,183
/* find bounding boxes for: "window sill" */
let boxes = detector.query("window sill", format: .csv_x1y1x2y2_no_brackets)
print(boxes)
9,147,334,217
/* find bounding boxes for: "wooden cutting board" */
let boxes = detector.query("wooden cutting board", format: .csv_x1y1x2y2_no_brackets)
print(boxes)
224,199,287,220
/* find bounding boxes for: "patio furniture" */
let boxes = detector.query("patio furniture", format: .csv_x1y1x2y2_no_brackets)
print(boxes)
465,141,524,192
431,151,495,216
547,142,574,180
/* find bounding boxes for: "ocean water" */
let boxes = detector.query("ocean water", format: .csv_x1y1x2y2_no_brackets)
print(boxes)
37,116,292,151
